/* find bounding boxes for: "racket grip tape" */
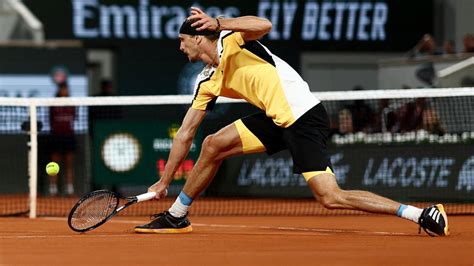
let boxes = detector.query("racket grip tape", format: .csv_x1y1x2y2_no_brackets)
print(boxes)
136,192,157,202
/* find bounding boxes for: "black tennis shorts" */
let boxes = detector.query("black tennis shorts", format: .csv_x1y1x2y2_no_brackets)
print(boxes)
240,103,333,175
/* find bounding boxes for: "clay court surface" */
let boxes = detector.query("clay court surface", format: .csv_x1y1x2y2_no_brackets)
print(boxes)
1,216,473,265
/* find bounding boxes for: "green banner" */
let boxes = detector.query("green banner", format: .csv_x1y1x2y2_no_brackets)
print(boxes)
93,120,201,187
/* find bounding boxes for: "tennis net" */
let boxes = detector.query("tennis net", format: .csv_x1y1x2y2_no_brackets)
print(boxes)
1,87,473,217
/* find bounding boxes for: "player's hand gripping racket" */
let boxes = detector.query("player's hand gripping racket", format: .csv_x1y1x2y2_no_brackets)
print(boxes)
68,190,156,232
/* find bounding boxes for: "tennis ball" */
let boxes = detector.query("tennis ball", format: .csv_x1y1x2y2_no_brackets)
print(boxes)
46,162,60,176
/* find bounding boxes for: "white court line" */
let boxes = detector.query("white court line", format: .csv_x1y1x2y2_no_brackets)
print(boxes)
0,234,133,239
37,217,414,237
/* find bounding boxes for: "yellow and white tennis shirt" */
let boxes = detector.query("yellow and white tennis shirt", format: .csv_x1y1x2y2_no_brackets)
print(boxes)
191,30,320,128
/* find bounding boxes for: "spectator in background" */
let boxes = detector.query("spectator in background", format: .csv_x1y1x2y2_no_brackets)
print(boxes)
397,98,426,133
407,35,441,86
443,40,456,54
396,98,444,135
48,82,76,196
338,109,354,135
422,108,444,135
373,99,397,133
346,86,374,133
463,33,474,53
407,34,442,58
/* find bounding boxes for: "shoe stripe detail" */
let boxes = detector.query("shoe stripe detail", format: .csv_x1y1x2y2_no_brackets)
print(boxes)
429,208,436,217
428,208,440,221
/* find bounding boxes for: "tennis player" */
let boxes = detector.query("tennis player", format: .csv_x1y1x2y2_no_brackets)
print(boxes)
135,7,449,236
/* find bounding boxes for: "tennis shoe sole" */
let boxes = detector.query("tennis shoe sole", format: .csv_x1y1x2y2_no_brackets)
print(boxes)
135,226,193,234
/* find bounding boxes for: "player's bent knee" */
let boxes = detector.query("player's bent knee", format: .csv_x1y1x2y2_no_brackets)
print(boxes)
202,134,228,158
318,193,341,209
201,135,219,156
306,172,344,209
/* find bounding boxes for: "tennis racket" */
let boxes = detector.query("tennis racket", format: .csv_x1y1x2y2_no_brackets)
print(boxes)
68,190,156,232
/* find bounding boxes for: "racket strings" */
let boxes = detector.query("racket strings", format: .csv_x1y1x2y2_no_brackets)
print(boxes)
70,192,119,230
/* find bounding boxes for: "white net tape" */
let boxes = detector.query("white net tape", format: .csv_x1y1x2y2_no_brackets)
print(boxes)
0,87,473,106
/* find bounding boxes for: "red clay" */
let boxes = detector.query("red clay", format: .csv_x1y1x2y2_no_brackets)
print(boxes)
1,216,473,265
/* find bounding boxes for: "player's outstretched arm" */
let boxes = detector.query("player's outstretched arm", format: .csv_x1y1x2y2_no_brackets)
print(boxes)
148,108,206,198
188,6,272,41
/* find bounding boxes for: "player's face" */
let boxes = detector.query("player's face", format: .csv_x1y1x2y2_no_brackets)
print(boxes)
179,34,200,62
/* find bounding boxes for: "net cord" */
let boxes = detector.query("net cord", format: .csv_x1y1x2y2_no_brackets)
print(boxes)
0,87,473,107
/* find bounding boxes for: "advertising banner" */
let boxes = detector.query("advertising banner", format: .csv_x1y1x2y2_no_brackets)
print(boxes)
25,0,433,51
92,120,202,189
213,143,474,202
23,0,434,95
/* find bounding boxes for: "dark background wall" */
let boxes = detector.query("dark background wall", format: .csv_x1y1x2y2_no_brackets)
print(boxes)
22,0,434,95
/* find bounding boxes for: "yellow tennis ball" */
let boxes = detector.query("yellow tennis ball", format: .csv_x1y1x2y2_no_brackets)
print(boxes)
46,162,60,176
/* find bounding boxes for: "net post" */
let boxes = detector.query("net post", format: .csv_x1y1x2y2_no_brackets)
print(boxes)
28,103,38,219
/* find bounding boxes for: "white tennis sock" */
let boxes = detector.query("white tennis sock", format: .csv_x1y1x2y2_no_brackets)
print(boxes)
168,197,190,218
397,205,423,223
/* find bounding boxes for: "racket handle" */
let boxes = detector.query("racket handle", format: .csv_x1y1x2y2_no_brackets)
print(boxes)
136,192,157,202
